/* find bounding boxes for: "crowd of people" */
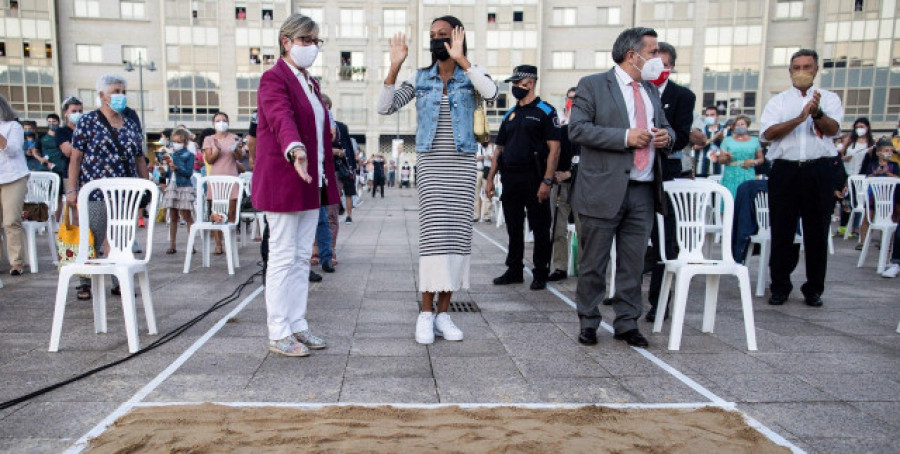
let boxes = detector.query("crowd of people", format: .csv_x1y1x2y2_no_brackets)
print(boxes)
1,15,898,356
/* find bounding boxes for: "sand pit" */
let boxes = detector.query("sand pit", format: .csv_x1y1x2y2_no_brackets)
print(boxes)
86,403,790,453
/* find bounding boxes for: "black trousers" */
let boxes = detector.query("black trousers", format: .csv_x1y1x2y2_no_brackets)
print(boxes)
371,181,384,197
501,173,552,280
768,159,833,297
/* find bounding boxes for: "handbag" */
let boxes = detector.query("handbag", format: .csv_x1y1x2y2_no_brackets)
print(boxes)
57,205,96,272
22,202,49,222
473,92,490,143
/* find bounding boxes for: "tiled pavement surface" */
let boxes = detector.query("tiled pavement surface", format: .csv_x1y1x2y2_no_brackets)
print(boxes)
0,187,897,453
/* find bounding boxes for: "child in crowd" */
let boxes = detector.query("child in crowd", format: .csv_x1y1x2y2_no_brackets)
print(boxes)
857,138,899,250
163,128,196,254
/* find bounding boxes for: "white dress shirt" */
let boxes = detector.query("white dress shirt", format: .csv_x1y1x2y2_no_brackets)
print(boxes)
614,65,655,182
285,59,326,187
759,85,844,161
0,121,29,184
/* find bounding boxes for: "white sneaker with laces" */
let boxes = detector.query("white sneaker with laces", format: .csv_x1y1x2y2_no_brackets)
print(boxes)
881,263,900,278
434,313,463,341
415,312,435,344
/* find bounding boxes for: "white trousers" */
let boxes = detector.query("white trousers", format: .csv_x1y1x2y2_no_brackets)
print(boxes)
265,209,318,340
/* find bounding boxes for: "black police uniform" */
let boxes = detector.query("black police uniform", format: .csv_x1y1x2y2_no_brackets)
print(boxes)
495,97,561,281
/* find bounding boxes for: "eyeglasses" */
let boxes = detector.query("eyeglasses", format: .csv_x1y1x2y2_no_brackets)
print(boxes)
296,36,324,48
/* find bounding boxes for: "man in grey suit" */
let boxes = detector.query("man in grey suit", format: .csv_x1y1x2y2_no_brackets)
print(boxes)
568,27,675,347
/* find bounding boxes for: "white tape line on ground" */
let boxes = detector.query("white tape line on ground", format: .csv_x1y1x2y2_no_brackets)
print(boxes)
64,285,265,454
473,228,804,454
135,401,728,411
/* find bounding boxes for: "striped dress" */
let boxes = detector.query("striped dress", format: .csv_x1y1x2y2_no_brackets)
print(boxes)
388,85,476,292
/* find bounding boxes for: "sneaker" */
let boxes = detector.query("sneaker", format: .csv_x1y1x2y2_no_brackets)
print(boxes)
483,218,492,223
415,312,435,344
837,226,847,236
434,313,463,341
293,330,327,349
268,336,310,357
345,217,353,224
882,263,900,278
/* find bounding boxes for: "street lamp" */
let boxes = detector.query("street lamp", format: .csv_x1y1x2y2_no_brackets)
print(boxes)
124,53,156,153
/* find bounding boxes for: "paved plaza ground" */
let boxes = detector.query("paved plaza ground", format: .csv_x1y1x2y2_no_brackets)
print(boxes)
0,187,898,453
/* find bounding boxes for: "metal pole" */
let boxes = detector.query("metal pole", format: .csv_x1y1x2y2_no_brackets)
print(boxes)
138,53,146,154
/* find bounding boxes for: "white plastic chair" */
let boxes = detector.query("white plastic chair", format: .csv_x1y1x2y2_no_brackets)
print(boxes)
493,179,504,228
183,175,244,275
22,172,60,273
857,177,899,274
845,175,868,240
237,172,262,245
49,178,159,353
652,179,757,351
704,175,724,251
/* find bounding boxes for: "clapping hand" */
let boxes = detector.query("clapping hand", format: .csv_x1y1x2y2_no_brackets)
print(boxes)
800,90,821,120
651,128,669,148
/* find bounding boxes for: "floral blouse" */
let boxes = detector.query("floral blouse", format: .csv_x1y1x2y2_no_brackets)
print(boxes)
71,110,144,200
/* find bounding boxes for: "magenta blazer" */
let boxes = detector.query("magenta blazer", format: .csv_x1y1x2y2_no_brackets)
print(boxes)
252,58,340,212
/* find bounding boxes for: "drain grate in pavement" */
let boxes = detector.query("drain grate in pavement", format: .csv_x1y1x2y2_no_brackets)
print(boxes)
448,301,481,313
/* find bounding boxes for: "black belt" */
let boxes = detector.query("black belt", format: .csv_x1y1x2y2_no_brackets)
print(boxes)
628,179,654,186
774,157,830,168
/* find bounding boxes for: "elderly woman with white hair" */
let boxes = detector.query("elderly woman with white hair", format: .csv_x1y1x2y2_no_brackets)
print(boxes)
65,74,149,300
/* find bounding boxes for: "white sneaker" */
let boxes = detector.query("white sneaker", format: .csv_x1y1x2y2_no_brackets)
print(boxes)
881,263,900,278
415,312,435,344
434,313,463,341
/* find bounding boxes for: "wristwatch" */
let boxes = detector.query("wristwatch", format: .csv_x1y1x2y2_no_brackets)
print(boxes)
542,178,554,186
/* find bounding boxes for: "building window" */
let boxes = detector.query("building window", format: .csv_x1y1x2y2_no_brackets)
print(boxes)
886,88,900,115
841,88,870,117
22,42,30,58
775,1,803,19
76,44,103,63
298,8,325,38
339,51,366,81
262,9,273,21
383,9,406,38
340,9,366,38
658,28,694,47
339,93,365,124
235,6,246,20
120,0,145,19
45,43,52,58
486,30,538,50
74,0,100,17
552,51,575,70
771,47,799,66
487,12,496,23
0,42,5,57
598,7,621,25
236,73,260,121
167,72,221,121
594,51,613,70
552,8,576,26
854,0,864,12
122,46,148,65
513,11,523,22
703,91,757,117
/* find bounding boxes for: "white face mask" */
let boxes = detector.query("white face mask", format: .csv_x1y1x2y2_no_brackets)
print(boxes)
855,127,867,137
172,143,185,151
215,121,229,132
835,143,844,151
634,54,664,81
289,43,319,69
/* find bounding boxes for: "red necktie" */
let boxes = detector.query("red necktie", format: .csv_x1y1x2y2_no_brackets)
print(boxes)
630,81,650,171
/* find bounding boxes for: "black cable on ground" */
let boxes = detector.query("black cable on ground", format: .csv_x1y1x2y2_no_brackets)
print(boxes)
0,264,264,411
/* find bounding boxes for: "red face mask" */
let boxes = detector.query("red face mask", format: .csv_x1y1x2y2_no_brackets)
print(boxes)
650,69,671,87
565,98,574,111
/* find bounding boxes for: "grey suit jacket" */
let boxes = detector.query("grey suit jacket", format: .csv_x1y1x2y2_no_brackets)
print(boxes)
568,68,675,219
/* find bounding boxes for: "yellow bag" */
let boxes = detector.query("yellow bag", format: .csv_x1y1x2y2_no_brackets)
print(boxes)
473,92,490,143
57,205,95,270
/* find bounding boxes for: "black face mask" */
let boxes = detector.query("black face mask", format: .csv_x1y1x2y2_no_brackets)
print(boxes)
511,86,530,100
430,38,451,61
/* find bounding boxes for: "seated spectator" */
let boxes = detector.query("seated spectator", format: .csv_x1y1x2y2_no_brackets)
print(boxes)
857,138,899,250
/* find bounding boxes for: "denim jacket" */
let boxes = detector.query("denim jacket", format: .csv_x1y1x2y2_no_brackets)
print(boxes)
166,149,196,188
414,64,478,154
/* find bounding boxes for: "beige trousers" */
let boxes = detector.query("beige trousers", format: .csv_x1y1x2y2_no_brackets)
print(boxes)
0,175,30,267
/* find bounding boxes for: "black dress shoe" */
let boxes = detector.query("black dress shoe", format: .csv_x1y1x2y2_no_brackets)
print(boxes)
322,262,335,273
530,279,546,290
493,270,524,285
578,328,598,345
547,269,567,282
309,270,323,282
613,329,649,347
768,294,788,305
804,293,823,307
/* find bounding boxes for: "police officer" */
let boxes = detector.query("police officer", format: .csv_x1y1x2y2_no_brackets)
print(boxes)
485,65,561,290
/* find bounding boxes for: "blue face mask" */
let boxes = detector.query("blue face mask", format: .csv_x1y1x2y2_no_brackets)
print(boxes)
109,94,127,113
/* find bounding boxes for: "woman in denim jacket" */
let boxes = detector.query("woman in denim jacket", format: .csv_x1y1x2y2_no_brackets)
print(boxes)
377,16,498,345
163,128,196,254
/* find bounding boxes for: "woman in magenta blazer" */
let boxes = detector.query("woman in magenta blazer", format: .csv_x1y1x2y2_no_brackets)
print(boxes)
252,14,339,357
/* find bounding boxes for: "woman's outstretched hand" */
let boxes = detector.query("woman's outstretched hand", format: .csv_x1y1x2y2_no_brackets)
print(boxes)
292,147,312,184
